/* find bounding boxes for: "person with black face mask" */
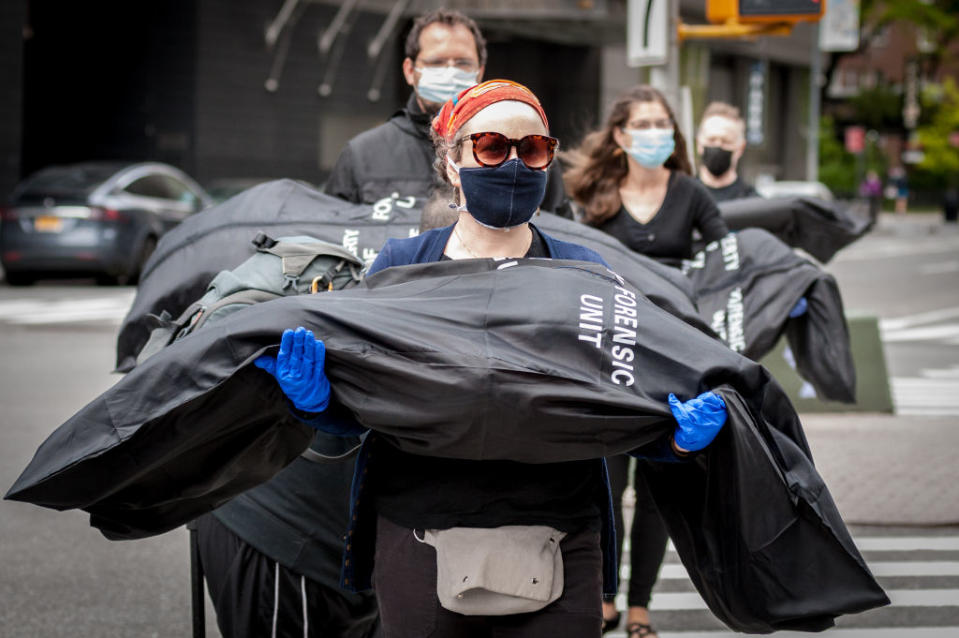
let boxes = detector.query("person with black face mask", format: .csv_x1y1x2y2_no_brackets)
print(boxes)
695,102,758,203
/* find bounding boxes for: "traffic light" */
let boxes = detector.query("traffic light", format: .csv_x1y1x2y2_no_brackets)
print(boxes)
707,0,825,24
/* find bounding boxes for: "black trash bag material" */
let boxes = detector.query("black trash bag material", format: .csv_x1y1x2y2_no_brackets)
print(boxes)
644,389,887,632
535,213,712,337
718,196,870,264
115,178,709,372
683,229,855,403
7,259,887,630
115,179,422,372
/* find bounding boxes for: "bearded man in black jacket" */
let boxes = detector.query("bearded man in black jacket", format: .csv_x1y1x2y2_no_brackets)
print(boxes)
324,8,571,217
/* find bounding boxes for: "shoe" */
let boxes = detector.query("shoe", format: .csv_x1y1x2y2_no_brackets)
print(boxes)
601,611,621,634
626,622,658,637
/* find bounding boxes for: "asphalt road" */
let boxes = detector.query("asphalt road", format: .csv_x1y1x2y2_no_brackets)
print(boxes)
0,212,957,637
0,307,219,637
828,216,959,414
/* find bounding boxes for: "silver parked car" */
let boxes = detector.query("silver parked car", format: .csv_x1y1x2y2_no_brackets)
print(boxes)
755,180,835,202
1,161,213,285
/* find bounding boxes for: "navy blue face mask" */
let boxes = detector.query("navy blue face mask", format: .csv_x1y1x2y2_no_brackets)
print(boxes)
453,158,547,229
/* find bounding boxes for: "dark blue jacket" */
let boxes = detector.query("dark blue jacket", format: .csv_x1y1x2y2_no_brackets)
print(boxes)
300,224,670,596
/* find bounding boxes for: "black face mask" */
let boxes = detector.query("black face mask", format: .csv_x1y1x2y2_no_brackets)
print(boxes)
701,146,734,177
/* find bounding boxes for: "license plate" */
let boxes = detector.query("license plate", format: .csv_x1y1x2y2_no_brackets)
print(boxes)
34,216,63,233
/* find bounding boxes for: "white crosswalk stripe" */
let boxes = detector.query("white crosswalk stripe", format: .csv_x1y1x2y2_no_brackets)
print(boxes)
880,307,959,344
879,308,959,415
890,368,959,416
606,533,959,637
656,629,959,637
0,293,134,325
658,561,959,579
881,306,959,330
647,589,959,611
834,236,959,263
883,322,959,344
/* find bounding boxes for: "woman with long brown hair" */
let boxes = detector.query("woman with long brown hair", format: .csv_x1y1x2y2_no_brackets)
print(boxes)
565,85,730,638
566,85,727,267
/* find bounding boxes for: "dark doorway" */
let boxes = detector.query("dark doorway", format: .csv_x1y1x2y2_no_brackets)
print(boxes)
21,1,196,178
484,36,601,148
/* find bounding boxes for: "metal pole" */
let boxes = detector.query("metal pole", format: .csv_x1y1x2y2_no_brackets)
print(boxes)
189,523,205,638
649,0,680,104
807,24,821,181
368,0,410,60
318,0,359,56
265,0,300,50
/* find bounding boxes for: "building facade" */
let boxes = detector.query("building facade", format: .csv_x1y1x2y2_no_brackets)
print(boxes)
1,0,819,198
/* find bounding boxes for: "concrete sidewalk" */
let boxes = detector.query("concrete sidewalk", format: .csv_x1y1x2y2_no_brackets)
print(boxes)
802,412,959,526
870,210,959,237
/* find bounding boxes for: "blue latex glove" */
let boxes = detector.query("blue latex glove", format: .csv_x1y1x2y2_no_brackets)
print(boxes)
668,391,727,453
255,327,331,413
788,297,808,318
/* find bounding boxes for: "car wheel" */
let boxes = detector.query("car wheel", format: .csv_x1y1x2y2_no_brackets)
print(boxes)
4,272,36,286
126,236,157,285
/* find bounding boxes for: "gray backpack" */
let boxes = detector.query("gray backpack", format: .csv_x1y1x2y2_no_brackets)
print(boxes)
137,232,364,365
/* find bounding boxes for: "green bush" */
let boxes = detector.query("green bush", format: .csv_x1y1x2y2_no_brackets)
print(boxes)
818,116,858,196
818,115,889,198
915,78,959,189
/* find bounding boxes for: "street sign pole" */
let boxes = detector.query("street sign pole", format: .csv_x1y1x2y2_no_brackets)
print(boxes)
649,0,680,105
627,0,668,68
807,23,821,182
648,0,695,168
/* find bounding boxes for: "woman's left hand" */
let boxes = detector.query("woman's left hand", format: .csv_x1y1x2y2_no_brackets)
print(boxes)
668,391,727,453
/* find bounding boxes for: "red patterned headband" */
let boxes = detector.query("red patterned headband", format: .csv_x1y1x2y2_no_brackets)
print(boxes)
432,79,549,142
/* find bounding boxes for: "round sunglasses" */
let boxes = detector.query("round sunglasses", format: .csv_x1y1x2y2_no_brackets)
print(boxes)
461,132,559,169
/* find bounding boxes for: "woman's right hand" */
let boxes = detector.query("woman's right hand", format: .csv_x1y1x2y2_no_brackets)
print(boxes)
255,327,331,413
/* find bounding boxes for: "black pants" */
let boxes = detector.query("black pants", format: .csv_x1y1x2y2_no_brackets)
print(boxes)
372,516,603,638
605,455,669,608
194,514,378,638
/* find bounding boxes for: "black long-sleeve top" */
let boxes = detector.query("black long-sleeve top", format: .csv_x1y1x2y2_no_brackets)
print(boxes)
597,171,729,265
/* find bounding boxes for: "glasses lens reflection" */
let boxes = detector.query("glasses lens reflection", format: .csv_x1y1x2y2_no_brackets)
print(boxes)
470,133,555,169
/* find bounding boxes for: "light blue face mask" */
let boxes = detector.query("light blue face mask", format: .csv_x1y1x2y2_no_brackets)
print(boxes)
415,66,479,105
622,128,676,168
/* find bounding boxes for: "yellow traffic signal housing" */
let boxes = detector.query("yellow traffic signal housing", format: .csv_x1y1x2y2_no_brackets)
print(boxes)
707,0,825,24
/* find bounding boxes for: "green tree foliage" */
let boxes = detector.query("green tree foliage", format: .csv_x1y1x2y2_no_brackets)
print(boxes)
819,116,858,196
824,0,959,102
847,85,903,131
873,0,959,78
915,78,959,187
819,116,889,197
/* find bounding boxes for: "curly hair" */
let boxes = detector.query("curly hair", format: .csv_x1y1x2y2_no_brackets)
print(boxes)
430,124,466,205
565,85,691,226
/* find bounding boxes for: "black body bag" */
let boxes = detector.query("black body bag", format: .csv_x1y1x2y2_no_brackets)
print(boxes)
683,228,855,403
534,213,710,336
115,179,423,372
115,179,712,373
718,196,870,264
8,259,887,632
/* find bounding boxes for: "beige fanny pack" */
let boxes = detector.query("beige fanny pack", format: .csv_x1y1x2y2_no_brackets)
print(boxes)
416,525,566,616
